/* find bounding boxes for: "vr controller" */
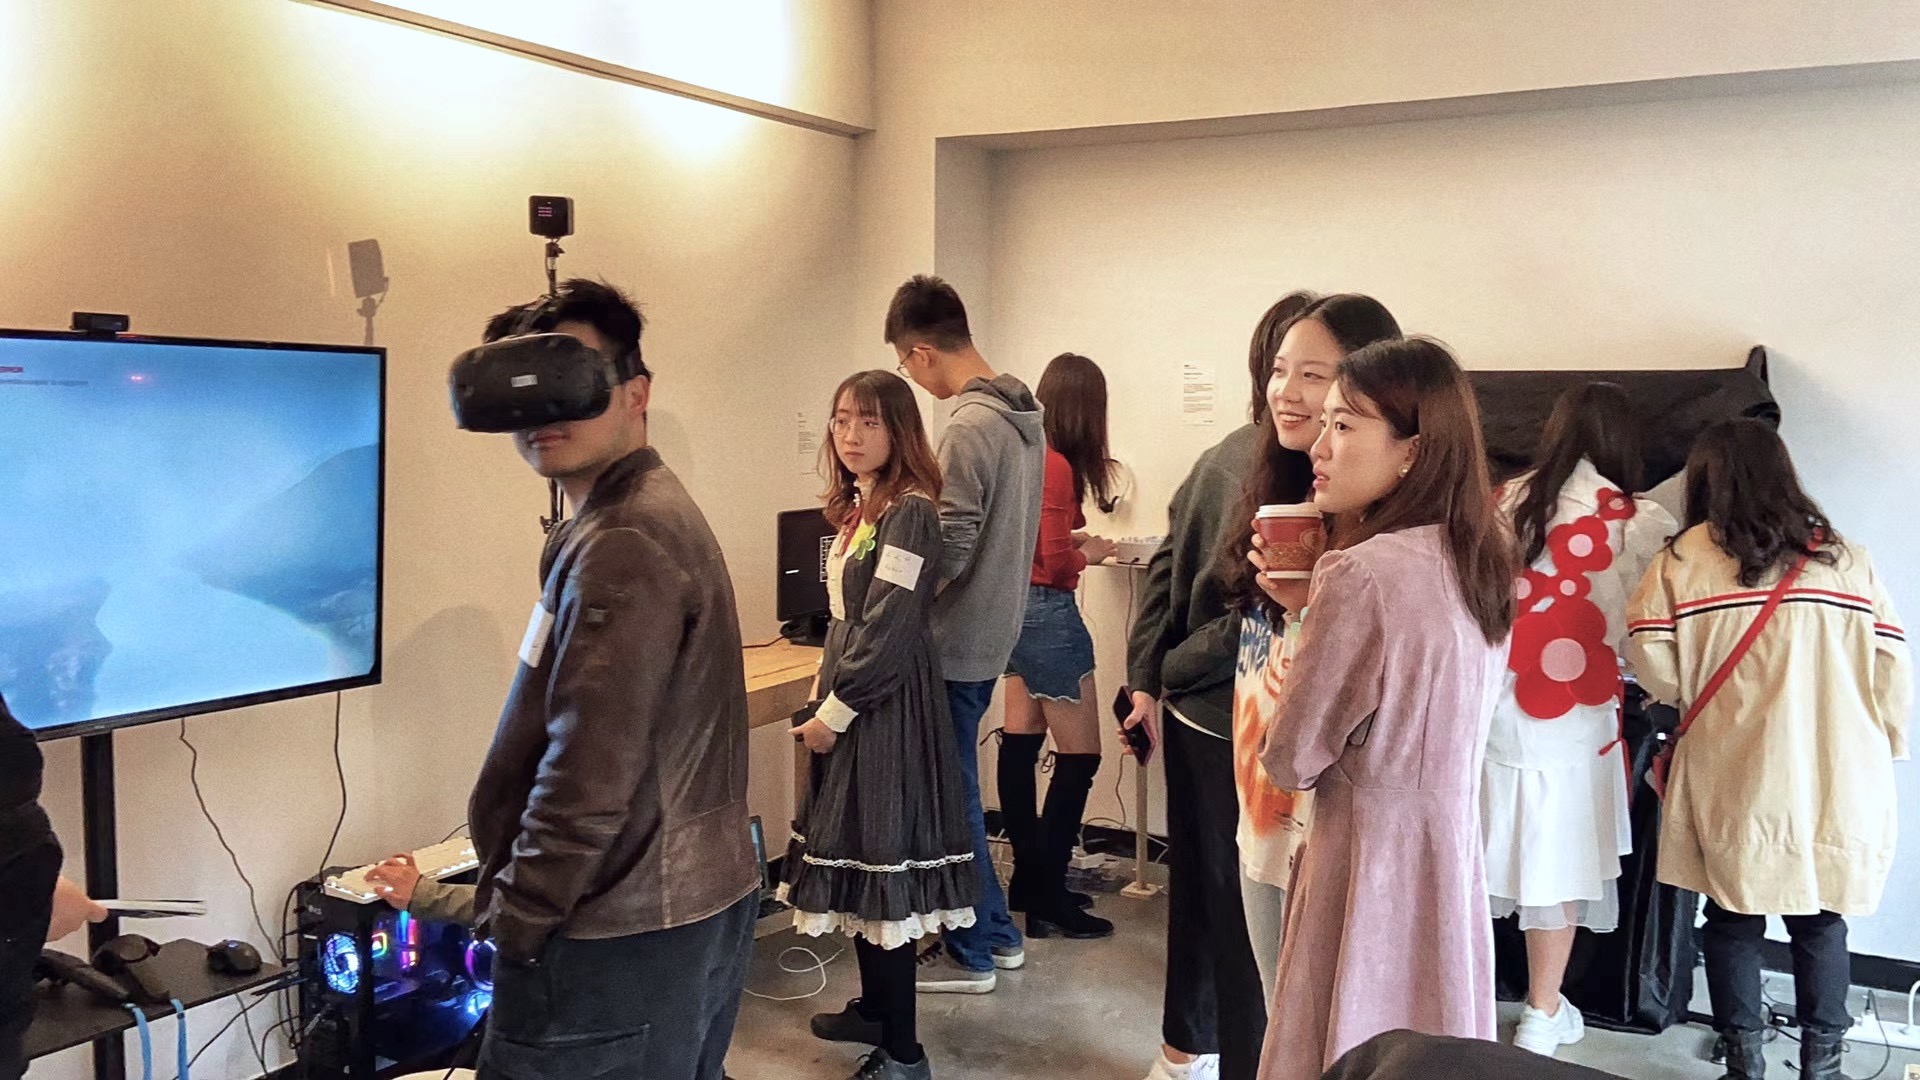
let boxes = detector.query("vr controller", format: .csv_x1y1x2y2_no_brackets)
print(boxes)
448,332,640,434
36,949,133,1005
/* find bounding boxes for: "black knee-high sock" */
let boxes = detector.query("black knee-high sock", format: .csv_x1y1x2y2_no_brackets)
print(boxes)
997,732,1046,902
1040,753,1101,908
852,938,884,1021
856,937,921,1064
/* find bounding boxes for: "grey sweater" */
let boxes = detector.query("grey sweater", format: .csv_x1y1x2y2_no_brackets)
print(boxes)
934,375,1046,682
1125,422,1259,739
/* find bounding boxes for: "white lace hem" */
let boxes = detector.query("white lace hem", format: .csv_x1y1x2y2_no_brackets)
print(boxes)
783,903,977,951
788,832,975,874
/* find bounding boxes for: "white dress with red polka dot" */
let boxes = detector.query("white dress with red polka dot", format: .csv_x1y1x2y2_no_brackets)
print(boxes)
1482,459,1677,931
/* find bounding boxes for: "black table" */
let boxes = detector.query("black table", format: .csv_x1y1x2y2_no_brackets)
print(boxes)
27,939,292,1061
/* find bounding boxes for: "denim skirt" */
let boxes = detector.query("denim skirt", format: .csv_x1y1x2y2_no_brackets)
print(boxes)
1004,584,1096,702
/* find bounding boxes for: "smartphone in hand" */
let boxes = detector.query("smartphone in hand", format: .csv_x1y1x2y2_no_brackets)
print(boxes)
1112,686,1156,765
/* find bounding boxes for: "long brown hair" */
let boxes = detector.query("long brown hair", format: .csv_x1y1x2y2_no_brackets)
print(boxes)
1035,352,1118,512
1334,338,1516,643
1677,418,1838,586
1512,382,1646,566
820,371,942,530
1245,291,1319,421
1221,293,1402,618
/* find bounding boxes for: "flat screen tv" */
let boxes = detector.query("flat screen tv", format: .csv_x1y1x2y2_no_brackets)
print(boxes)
0,329,385,739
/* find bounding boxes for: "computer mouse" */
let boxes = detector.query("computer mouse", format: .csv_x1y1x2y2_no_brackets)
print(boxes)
207,939,262,975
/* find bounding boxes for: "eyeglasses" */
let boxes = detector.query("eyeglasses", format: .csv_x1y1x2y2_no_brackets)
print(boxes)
829,417,884,435
896,345,926,376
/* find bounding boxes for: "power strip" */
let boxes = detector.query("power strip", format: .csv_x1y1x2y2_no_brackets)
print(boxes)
1905,1064,1919,1080
1847,982,1920,1053
1847,1015,1920,1052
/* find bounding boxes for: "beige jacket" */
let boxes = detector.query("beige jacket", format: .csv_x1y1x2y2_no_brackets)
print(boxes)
1626,528,1910,915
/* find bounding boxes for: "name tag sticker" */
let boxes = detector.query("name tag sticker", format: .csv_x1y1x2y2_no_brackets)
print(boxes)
875,545,926,591
519,603,555,668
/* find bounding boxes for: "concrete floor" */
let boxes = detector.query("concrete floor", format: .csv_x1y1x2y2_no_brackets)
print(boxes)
727,887,1920,1080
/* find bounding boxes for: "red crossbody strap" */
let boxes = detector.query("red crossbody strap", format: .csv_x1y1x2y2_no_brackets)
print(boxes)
1673,550,1813,740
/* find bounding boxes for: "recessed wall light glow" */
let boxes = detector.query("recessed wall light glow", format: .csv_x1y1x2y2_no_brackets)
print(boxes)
367,0,794,108
630,91,753,159
0,2,50,196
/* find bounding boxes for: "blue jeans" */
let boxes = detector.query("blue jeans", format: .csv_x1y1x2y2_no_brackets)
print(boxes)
941,678,1023,971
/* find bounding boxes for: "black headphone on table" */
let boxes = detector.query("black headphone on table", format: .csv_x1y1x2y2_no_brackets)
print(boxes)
92,934,171,1003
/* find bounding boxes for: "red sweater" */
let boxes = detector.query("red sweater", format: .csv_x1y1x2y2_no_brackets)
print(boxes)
1031,448,1088,591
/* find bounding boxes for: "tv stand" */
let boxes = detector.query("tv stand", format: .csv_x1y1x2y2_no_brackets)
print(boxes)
80,732,125,1080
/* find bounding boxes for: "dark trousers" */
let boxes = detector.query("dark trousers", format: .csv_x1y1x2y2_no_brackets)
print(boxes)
1701,899,1852,1035
479,890,756,1080
1161,717,1266,1080
0,842,61,1080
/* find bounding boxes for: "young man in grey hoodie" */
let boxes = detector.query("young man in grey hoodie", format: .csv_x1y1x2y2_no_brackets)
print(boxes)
888,275,1045,994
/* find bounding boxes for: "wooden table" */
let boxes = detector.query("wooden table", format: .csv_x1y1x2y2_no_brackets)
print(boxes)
743,638,822,819
742,640,821,938
744,639,821,730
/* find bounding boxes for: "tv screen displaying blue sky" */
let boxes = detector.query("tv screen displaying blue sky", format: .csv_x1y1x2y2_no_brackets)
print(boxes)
0,335,382,734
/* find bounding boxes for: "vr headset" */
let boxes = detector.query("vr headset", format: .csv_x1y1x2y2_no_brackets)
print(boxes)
448,332,641,433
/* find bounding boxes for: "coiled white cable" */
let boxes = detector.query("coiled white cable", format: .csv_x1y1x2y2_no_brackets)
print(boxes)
742,945,844,1002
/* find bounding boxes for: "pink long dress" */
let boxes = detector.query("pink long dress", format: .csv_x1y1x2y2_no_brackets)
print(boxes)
1256,526,1509,1079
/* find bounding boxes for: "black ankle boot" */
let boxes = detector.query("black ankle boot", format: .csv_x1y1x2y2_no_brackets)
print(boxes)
997,733,1046,913
1721,1029,1767,1080
1799,1030,1844,1080
1028,754,1114,940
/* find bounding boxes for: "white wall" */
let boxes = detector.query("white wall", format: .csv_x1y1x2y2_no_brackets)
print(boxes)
348,0,873,128
859,0,1920,325
7,1,862,1076
982,78,1920,961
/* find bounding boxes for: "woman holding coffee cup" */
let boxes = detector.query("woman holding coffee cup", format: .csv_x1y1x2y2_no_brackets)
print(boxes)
999,352,1121,941
1221,293,1401,998
1480,382,1675,1059
1253,337,1516,1079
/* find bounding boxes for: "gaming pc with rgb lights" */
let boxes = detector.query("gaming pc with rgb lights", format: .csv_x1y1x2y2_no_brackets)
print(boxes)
295,868,486,1077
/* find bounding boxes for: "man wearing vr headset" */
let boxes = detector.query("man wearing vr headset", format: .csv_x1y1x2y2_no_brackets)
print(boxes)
451,280,758,1080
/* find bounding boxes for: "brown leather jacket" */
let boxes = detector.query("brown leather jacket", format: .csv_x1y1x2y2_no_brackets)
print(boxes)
469,448,756,963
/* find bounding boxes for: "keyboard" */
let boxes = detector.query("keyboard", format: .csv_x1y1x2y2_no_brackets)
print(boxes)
323,837,480,904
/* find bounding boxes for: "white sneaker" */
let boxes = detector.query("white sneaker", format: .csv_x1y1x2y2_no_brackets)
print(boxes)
991,944,1026,970
1144,1052,1221,1080
1513,994,1585,1056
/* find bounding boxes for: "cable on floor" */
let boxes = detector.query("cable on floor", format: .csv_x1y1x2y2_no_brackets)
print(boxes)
743,944,844,1003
